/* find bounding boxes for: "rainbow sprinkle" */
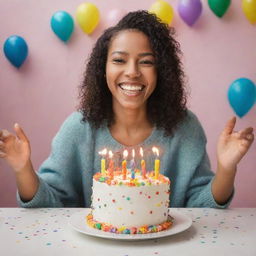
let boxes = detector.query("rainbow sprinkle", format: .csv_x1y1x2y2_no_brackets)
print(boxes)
86,213,173,234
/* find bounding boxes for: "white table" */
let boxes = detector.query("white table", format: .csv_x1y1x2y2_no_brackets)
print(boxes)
0,208,255,256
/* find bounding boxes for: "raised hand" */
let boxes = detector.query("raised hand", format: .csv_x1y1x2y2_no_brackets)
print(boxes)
217,117,254,172
0,124,31,173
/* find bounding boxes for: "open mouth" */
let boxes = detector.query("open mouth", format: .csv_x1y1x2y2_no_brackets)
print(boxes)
118,83,145,96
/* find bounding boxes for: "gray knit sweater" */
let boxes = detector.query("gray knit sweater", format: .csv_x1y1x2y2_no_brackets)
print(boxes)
17,110,232,208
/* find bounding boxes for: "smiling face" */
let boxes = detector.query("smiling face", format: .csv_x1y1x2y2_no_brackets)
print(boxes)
106,30,157,112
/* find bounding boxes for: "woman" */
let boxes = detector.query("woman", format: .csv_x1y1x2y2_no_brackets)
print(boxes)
0,11,254,208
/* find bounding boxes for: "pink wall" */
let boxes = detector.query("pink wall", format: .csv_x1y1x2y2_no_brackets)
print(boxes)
0,0,255,207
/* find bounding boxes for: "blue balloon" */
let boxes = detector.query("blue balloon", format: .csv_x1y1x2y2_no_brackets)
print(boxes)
51,11,74,42
3,35,28,68
228,78,256,118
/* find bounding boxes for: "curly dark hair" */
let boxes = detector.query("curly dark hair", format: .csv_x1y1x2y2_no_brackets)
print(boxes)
78,10,187,136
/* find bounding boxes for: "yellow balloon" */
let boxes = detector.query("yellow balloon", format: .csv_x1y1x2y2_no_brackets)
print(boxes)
76,2,100,34
148,0,174,25
242,0,256,24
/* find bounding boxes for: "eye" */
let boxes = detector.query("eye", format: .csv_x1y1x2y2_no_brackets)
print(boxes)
112,58,125,64
140,59,155,66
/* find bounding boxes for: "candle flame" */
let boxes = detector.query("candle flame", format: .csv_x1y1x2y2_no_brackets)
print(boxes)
123,149,128,159
132,149,135,158
140,147,143,158
152,147,159,157
109,150,113,158
99,148,107,156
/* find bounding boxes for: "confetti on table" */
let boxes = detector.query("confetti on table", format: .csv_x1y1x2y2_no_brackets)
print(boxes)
1,208,255,252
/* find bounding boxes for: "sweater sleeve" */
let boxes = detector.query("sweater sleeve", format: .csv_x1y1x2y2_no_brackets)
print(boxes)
185,150,234,208
17,112,84,208
181,111,234,208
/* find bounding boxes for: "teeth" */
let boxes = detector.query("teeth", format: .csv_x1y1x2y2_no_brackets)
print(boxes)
120,84,143,91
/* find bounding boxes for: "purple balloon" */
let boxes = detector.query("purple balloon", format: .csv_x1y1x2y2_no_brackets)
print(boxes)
178,0,202,26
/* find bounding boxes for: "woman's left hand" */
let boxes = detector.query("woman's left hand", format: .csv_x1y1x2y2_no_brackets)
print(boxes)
217,117,254,172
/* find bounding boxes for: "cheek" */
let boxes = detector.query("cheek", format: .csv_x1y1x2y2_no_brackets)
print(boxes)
147,69,157,88
106,64,120,85
106,66,114,89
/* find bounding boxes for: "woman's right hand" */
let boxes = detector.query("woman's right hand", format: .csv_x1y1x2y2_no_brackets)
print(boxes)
0,123,31,173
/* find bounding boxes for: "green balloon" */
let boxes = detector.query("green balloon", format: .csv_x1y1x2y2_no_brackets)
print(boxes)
208,0,231,18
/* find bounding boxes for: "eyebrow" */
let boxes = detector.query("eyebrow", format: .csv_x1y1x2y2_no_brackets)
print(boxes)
111,51,154,57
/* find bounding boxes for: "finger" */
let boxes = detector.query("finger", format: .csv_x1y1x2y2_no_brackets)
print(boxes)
0,151,6,158
222,117,236,135
0,141,5,150
14,123,29,142
0,140,7,154
239,127,254,138
0,129,11,140
246,133,254,141
240,138,253,148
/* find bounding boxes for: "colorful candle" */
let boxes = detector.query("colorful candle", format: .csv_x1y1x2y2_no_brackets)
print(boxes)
140,147,146,178
130,149,135,179
122,150,128,180
108,150,114,179
152,147,160,179
99,148,107,175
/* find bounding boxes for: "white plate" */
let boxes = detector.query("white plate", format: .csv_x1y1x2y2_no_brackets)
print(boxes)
69,209,192,240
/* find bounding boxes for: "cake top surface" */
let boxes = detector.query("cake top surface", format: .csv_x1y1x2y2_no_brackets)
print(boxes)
93,170,170,187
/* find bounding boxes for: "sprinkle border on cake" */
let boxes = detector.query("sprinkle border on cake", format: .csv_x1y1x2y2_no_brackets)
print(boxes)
86,212,173,234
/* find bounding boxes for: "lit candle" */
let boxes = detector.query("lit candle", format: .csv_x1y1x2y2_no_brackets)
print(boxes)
140,147,146,178
108,150,114,179
130,149,135,179
99,148,107,175
122,150,128,180
152,147,160,179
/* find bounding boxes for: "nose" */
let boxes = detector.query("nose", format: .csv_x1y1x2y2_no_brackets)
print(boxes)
124,61,141,78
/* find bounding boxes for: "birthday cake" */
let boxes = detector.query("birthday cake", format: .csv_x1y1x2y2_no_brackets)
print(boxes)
86,170,172,234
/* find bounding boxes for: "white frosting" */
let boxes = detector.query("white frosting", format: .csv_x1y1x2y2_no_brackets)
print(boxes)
91,172,170,228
